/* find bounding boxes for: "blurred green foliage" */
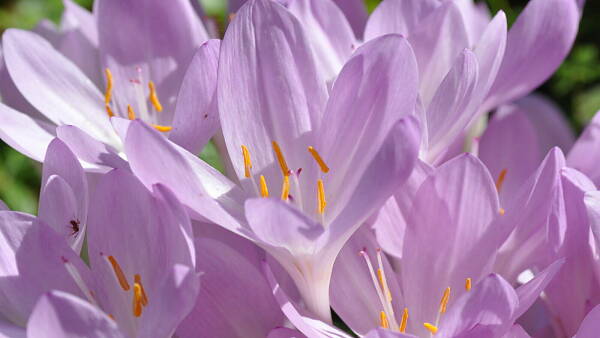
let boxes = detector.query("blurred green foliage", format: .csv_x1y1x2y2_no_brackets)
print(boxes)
0,0,598,213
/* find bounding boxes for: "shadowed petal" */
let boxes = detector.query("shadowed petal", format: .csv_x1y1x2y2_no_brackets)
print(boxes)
27,291,123,338
170,40,220,154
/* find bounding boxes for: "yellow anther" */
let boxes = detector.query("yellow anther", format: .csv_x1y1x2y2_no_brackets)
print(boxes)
439,287,451,314
134,274,148,306
242,145,252,178
495,169,507,193
400,308,408,333
281,175,290,201
152,124,173,133
108,314,115,321
379,311,389,329
260,175,269,198
307,146,329,173
377,268,392,302
499,208,505,216
148,81,163,112
107,256,130,291
317,179,326,215
132,283,143,317
127,105,136,120
104,68,113,105
424,323,438,334
272,141,290,177
105,103,115,118
465,278,472,291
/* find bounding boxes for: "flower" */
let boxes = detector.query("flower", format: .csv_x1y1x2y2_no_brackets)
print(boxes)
0,0,214,169
0,169,198,337
123,0,421,322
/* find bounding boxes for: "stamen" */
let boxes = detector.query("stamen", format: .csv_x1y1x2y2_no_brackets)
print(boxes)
360,250,398,330
104,68,113,105
272,141,290,177
499,208,505,216
107,255,130,291
281,176,290,201
127,105,136,120
132,283,143,317
376,249,393,303
424,323,438,334
400,308,408,333
439,287,450,313
241,145,252,178
465,278,472,291
317,179,326,214
104,68,115,118
495,169,507,192
152,124,173,133
307,146,329,173
148,81,163,112
134,274,148,306
259,175,269,198
105,104,115,118
380,311,389,329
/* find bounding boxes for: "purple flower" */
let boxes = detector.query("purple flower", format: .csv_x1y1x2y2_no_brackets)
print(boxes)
0,169,198,336
123,0,420,322
0,0,214,169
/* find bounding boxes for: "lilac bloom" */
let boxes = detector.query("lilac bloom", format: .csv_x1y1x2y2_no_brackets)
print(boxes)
270,229,560,338
568,110,600,186
124,0,420,322
0,0,213,168
289,0,578,163
331,155,562,337
0,169,198,337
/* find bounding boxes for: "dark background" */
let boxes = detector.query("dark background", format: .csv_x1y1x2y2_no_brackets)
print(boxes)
0,0,598,213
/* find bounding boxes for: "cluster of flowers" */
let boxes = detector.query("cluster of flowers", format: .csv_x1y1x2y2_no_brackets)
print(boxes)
0,0,595,336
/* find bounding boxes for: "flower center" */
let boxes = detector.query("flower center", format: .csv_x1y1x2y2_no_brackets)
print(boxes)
104,68,172,133
359,249,473,336
102,253,150,318
241,143,330,224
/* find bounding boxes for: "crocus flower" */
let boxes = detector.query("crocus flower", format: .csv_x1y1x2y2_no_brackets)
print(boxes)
123,0,420,322
0,0,214,169
329,155,563,337
281,0,580,164
0,169,198,337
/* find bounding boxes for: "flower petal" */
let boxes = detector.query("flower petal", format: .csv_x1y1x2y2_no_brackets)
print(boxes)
402,154,500,335
568,111,600,186
96,0,208,119
0,102,56,162
55,125,128,171
574,305,600,338
484,0,580,109
124,120,246,233
437,274,518,338
2,29,117,146
218,0,327,180
424,49,479,162
479,105,541,204
170,39,220,154
176,238,283,338
408,2,470,106
285,0,356,80
513,259,564,320
364,0,440,40
317,34,418,218
27,291,123,338
0,214,92,326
